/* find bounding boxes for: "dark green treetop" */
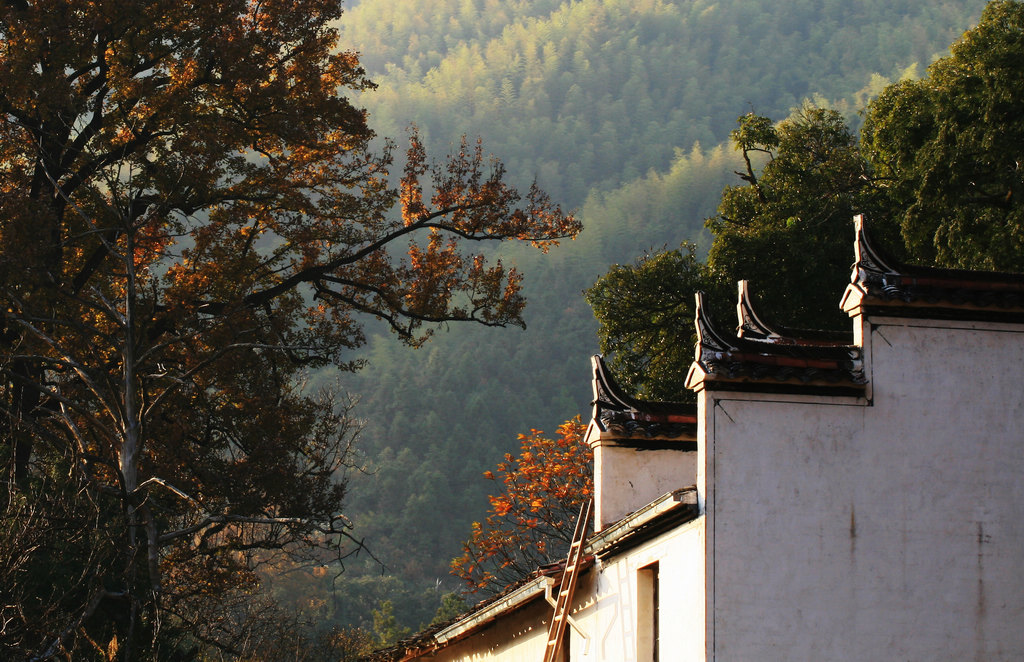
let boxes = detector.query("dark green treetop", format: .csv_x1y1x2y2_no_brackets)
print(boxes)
862,0,1024,271
706,106,891,332
588,106,891,400
585,244,720,402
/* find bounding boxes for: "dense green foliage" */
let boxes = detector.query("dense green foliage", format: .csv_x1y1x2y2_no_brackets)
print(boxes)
587,106,888,399
863,0,1024,271
297,0,992,636
706,106,893,330
586,245,719,402
343,0,983,206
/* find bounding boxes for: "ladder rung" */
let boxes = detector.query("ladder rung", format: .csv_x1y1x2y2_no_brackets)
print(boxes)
543,498,592,662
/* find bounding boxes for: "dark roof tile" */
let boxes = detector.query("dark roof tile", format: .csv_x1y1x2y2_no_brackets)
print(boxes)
590,355,697,440
687,292,865,395
841,214,1024,322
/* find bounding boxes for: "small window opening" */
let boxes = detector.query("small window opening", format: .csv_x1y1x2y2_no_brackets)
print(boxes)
638,562,660,661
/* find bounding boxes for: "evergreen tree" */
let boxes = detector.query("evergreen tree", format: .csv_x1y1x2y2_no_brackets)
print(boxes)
863,0,1024,270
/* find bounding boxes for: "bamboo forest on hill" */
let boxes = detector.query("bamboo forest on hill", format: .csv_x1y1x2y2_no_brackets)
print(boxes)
286,0,989,638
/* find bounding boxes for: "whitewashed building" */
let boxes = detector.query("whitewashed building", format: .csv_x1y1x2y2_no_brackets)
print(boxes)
370,217,1024,661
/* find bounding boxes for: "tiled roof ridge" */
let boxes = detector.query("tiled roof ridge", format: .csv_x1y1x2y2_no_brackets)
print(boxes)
590,355,697,439
737,280,853,345
842,214,1024,318
687,292,865,393
590,355,696,423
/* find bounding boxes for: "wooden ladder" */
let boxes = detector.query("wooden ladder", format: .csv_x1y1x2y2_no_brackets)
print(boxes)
543,497,592,662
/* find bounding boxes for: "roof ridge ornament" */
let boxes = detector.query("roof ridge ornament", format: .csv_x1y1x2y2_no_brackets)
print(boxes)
689,291,866,395
842,214,905,313
590,355,696,437
694,291,739,360
852,213,900,284
590,355,635,425
842,214,1024,321
736,280,780,340
739,280,854,345
686,291,740,391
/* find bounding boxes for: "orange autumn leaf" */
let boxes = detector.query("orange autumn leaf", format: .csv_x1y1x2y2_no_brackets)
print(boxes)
451,416,592,595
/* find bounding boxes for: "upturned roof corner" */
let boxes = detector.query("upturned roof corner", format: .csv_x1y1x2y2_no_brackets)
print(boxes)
841,213,1024,322
737,280,852,345
589,355,697,441
687,290,865,396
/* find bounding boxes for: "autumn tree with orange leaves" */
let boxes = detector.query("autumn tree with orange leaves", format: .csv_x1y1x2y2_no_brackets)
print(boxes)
451,417,592,595
0,0,578,658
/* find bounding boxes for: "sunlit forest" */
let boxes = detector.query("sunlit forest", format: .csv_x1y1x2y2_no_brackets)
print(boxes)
282,0,992,636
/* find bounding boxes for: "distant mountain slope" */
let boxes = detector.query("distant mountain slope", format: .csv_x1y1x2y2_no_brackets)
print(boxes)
343,0,985,206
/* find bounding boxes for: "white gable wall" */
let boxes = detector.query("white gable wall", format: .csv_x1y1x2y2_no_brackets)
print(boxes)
590,439,697,530
583,516,705,662
700,315,1024,660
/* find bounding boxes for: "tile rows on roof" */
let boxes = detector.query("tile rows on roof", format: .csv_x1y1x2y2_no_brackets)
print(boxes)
598,410,698,439
590,355,697,440
687,291,865,393
842,214,1024,318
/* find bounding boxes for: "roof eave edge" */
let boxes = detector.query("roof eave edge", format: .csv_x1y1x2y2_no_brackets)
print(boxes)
433,575,556,645
587,488,698,555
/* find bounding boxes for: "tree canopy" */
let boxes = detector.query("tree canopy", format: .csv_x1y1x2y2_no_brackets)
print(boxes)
862,0,1024,271
705,106,891,331
343,0,986,206
587,106,883,400
451,417,591,594
585,244,717,402
0,0,577,658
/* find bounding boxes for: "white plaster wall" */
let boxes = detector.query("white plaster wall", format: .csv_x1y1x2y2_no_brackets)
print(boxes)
578,518,705,662
435,519,706,661
703,318,1024,660
593,441,697,529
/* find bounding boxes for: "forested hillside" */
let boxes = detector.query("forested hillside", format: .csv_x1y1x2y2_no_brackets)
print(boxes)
298,0,989,635
344,0,978,206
